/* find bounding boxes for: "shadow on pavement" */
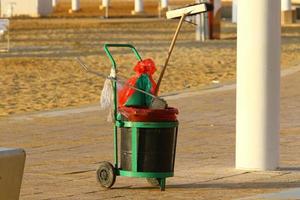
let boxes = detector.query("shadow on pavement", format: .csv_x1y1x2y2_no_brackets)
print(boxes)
167,181,300,189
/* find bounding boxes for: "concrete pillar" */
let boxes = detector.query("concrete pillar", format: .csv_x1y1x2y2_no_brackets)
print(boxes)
195,11,204,41
232,0,237,23
281,0,295,24
281,0,291,11
161,0,168,9
70,0,80,12
236,0,281,170
52,0,57,7
100,0,109,9
132,0,144,15
195,0,208,41
158,0,168,18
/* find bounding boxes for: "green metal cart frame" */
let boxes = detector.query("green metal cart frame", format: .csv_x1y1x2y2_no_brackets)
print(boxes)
96,43,178,191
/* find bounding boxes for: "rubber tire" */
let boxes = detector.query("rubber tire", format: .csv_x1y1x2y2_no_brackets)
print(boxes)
146,178,160,187
96,161,116,188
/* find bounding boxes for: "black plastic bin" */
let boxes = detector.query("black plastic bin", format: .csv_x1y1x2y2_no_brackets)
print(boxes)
119,107,179,173
121,126,177,172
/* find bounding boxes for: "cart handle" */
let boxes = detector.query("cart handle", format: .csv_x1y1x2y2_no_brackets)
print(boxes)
103,43,142,70
103,44,142,169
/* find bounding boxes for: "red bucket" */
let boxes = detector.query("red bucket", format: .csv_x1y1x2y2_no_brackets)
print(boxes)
118,107,179,122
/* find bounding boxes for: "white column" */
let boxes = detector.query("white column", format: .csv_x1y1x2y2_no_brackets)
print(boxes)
134,0,144,13
195,0,206,41
195,12,203,41
232,0,237,23
281,0,291,11
102,0,109,8
52,0,57,7
236,0,281,170
161,0,168,9
71,0,80,11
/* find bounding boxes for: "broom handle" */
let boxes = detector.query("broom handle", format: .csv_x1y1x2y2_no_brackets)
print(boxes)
154,14,186,95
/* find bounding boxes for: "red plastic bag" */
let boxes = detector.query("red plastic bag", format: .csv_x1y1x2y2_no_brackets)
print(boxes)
118,106,178,122
118,58,157,107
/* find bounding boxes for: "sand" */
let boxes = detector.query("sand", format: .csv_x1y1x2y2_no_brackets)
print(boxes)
0,3,300,117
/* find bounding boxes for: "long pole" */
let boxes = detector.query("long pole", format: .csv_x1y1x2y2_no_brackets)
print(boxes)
75,57,160,99
155,14,186,95
236,0,281,170
7,25,10,52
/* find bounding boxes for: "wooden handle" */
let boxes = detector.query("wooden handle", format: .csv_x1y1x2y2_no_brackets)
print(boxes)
155,14,186,95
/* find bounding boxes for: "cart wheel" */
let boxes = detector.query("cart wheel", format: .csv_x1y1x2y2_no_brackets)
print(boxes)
96,162,116,188
146,178,160,187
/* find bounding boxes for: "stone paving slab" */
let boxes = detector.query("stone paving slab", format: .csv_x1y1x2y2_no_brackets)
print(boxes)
1,67,300,199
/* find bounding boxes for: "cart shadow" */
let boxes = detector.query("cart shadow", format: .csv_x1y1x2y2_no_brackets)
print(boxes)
167,181,300,190
167,167,300,190
112,166,300,190
112,181,300,190
113,181,300,190
278,167,300,171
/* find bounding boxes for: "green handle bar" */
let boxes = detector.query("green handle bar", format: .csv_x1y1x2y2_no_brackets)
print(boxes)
103,43,143,169
103,43,142,70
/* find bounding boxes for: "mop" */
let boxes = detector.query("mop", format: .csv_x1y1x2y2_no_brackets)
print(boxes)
75,57,168,112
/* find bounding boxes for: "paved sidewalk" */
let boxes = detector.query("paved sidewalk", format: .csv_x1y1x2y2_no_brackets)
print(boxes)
1,66,300,200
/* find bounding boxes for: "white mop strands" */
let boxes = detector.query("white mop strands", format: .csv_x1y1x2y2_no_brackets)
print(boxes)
100,69,116,122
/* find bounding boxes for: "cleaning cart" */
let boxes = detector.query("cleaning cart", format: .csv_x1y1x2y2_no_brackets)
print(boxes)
96,44,179,191
95,3,213,191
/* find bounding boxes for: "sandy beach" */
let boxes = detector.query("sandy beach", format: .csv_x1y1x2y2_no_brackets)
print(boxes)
0,1,300,117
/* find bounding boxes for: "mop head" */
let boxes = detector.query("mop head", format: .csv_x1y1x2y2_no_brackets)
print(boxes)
100,78,113,110
100,69,116,122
